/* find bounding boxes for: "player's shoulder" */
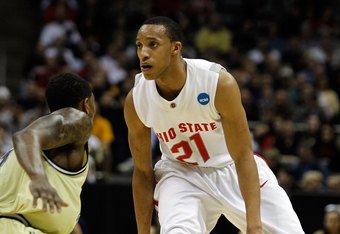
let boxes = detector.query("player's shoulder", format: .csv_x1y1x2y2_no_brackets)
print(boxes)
47,108,91,131
52,107,87,119
134,72,144,87
184,58,224,74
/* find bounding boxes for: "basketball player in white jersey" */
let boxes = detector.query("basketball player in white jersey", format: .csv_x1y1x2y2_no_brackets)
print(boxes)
0,73,95,233
124,16,305,234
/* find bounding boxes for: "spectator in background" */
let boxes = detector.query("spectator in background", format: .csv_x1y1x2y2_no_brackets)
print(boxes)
299,170,325,193
316,124,338,172
0,86,15,132
277,167,298,195
316,76,340,123
240,87,259,121
274,119,300,156
294,82,320,122
99,33,128,87
294,142,323,180
233,18,257,53
257,84,275,120
91,102,114,177
272,89,296,119
52,37,84,72
298,114,322,153
76,0,110,43
98,89,132,173
78,50,106,87
252,122,275,154
41,0,78,23
88,69,111,100
313,204,340,234
0,123,12,155
27,47,71,89
261,147,281,175
326,174,340,194
195,12,232,60
38,1,83,57
98,71,134,173
329,134,340,173
17,80,45,111
175,13,198,59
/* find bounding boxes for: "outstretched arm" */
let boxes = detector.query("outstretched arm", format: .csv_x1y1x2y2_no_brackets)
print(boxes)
12,107,92,213
124,91,155,234
215,70,263,234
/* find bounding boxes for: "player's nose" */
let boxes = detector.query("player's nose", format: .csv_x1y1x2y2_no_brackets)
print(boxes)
139,47,150,60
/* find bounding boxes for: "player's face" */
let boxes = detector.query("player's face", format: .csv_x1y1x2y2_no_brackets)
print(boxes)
136,24,175,80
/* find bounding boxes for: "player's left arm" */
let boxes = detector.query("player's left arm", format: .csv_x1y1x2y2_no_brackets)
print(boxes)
215,69,263,234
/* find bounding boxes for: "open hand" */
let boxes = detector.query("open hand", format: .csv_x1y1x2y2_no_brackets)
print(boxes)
29,175,69,213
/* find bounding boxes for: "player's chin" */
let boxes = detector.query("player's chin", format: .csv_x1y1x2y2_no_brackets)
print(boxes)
143,72,155,80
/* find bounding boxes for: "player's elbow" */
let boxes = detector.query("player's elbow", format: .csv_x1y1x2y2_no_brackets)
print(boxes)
12,129,32,147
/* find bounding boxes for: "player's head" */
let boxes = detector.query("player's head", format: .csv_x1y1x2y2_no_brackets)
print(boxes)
141,16,183,44
46,73,95,116
136,16,183,79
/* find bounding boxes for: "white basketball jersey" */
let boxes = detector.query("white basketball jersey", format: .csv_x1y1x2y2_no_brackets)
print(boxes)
133,58,233,167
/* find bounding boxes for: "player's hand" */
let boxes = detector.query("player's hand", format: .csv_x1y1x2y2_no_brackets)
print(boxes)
29,175,69,214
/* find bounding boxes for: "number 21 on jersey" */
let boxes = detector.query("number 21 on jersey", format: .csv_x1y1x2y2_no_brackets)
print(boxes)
171,133,210,165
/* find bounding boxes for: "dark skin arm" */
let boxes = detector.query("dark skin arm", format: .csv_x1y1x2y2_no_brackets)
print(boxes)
12,107,92,214
124,91,155,234
215,70,263,234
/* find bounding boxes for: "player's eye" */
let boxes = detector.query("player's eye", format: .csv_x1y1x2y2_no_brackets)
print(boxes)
136,43,142,48
149,42,158,48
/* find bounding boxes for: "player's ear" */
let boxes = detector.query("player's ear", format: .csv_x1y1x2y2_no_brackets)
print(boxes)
82,97,90,114
172,41,182,55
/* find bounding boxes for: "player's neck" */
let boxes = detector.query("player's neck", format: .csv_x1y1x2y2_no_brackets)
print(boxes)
155,58,187,101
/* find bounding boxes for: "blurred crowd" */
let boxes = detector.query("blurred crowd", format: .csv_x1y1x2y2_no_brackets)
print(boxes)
0,0,340,195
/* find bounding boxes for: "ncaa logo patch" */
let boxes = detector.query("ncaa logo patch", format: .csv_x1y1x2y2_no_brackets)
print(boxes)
197,93,210,105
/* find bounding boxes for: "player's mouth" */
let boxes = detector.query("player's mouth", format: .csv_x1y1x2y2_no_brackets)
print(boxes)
141,64,152,72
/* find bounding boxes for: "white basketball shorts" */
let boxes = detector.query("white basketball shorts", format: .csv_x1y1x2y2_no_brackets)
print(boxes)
153,155,305,234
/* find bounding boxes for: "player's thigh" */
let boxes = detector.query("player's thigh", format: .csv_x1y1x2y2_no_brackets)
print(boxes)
257,157,305,233
0,218,46,234
155,176,221,234
219,157,304,234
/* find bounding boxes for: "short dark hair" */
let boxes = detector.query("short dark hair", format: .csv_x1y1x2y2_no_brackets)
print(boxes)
45,73,92,112
142,16,183,43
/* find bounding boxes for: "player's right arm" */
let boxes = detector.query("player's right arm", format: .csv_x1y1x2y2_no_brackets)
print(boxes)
124,90,155,234
12,107,92,213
